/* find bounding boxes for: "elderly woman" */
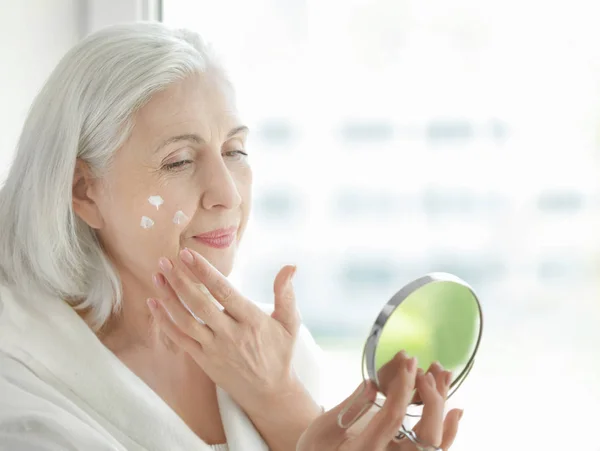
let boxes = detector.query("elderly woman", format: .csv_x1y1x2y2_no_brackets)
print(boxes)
0,22,462,451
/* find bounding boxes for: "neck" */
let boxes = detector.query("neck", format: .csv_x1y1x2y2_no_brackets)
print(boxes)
91,268,227,444
96,263,167,354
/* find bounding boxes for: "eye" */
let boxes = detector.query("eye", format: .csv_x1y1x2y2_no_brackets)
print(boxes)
223,150,248,160
163,160,193,171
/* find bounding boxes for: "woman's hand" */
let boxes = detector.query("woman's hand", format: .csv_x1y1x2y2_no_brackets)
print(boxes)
297,352,463,451
148,248,321,450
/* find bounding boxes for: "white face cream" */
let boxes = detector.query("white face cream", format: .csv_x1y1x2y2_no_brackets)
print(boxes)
148,195,164,210
140,216,155,229
172,210,189,225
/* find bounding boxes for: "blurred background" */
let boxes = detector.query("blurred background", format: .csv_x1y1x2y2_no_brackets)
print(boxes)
2,1,600,449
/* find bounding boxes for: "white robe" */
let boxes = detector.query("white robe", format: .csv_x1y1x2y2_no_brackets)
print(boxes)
0,284,325,450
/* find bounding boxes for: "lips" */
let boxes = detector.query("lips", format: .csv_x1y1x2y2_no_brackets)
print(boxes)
193,226,237,249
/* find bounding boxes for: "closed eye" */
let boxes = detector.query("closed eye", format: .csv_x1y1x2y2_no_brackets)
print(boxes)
224,150,248,159
163,160,193,171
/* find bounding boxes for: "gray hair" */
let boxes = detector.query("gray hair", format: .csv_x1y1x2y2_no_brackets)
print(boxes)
0,22,225,331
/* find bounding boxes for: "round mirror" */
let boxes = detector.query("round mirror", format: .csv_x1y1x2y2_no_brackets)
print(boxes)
363,272,483,403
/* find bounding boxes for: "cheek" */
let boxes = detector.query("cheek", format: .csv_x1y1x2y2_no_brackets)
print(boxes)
138,190,197,235
102,188,198,264
235,164,252,198
235,165,252,211
234,166,253,237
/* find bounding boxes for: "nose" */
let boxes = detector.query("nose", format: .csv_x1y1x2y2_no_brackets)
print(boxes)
200,155,242,210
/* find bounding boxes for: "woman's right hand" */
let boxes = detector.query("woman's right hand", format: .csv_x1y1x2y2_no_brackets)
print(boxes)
296,352,462,451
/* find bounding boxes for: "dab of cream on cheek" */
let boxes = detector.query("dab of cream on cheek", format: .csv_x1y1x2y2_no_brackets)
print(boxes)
148,195,164,210
140,216,154,229
140,195,164,229
140,195,191,230
172,210,189,225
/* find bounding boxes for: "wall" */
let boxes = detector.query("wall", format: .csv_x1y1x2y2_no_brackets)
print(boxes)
0,0,157,182
0,0,84,181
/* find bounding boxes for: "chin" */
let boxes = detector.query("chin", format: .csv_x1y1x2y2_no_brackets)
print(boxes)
189,244,236,277
213,258,235,277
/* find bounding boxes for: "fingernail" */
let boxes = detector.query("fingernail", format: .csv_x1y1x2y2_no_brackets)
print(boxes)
417,367,425,377
159,257,173,272
407,357,417,372
445,371,452,386
426,372,435,385
287,266,296,286
153,273,165,287
432,361,443,371
459,409,464,421
180,248,194,265
147,298,158,310
337,382,374,429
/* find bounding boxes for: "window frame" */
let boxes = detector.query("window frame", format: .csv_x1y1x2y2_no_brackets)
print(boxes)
84,0,161,35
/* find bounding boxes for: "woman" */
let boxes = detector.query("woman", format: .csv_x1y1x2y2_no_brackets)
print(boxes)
0,22,462,450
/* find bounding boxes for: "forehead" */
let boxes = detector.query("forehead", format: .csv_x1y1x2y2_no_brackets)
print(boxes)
133,73,239,141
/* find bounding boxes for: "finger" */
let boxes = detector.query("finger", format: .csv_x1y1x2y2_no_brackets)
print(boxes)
326,380,377,432
430,363,451,399
411,372,445,447
355,353,417,450
157,256,224,328
411,361,447,404
147,298,207,362
414,366,452,429
377,357,400,397
271,265,300,335
297,381,377,451
180,248,261,321
411,368,424,404
439,409,463,450
151,270,215,344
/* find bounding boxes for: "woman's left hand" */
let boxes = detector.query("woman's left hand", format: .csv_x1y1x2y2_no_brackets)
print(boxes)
393,361,462,450
343,361,462,450
148,248,321,447
297,355,462,451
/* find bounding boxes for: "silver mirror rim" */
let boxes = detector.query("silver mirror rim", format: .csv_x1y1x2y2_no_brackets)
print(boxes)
363,272,484,400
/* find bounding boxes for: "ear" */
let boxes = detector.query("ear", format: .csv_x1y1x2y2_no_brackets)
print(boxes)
72,159,105,229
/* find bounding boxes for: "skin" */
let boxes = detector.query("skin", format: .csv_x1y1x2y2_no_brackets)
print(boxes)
72,71,462,450
73,71,254,444
298,353,463,451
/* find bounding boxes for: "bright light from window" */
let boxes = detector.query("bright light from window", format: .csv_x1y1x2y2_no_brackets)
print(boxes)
163,2,600,449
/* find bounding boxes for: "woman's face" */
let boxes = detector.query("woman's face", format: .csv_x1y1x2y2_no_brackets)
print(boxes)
83,73,251,289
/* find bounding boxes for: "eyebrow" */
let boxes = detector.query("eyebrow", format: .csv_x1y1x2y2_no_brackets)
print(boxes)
154,125,249,154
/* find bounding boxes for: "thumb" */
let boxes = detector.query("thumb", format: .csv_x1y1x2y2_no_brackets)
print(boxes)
324,380,377,430
272,264,299,334
297,382,377,451
439,409,463,450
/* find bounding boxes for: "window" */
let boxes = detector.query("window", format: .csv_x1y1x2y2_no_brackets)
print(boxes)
537,254,587,281
253,187,301,222
429,254,507,289
537,190,585,214
426,119,473,142
341,261,394,290
162,2,600,448
339,120,394,145
256,118,296,147
333,190,415,218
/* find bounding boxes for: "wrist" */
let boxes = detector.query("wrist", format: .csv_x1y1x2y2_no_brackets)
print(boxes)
252,374,321,421
247,376,321,451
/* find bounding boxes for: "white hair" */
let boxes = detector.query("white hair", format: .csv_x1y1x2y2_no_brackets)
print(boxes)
0,22,226,331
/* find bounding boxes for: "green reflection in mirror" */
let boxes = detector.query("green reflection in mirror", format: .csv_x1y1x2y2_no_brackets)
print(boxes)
375,281,480,374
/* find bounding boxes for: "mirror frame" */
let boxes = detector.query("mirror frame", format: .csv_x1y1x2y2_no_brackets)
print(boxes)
363,272,484,403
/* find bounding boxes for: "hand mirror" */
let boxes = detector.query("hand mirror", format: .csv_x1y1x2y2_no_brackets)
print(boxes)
339,272,483,450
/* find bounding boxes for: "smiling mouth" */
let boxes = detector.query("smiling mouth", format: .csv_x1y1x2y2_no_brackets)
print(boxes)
193,226,237,249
